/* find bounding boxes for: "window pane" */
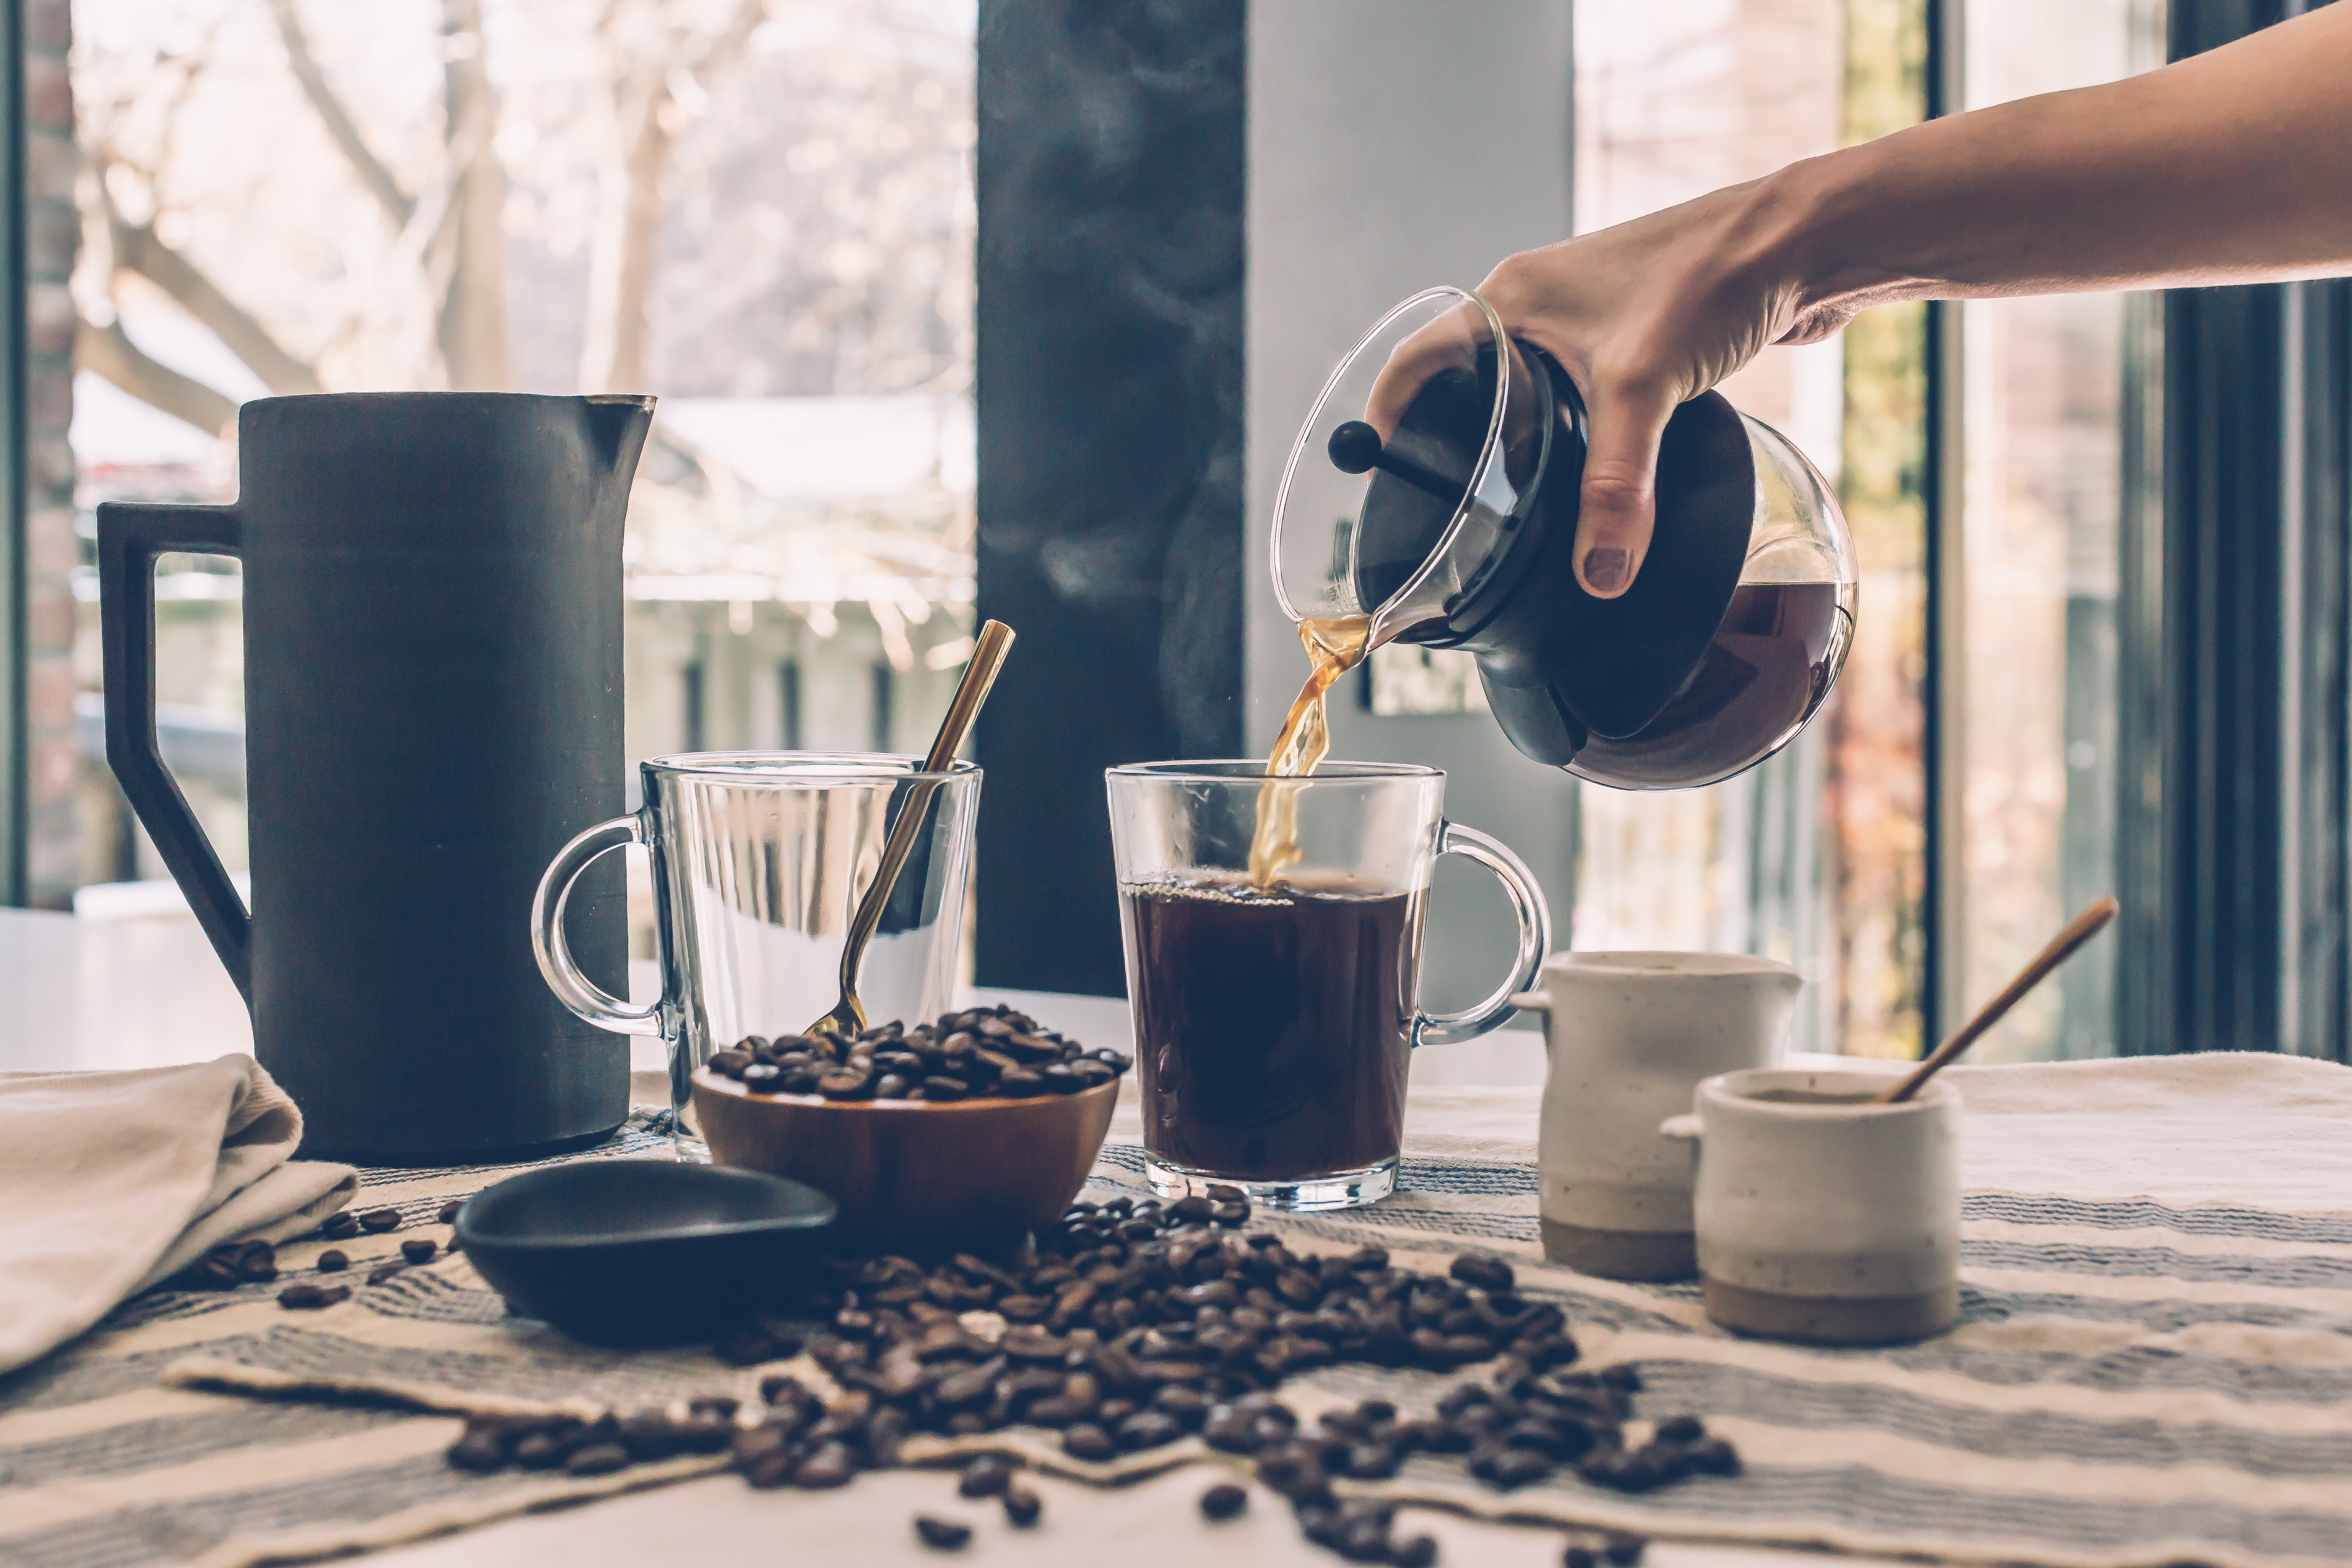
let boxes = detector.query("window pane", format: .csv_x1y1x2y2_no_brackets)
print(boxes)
1573,0,1927,1057
1957,0,2161,1059
59,0,976,940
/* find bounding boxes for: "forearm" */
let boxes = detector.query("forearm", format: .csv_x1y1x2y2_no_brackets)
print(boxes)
1772,5,2352,316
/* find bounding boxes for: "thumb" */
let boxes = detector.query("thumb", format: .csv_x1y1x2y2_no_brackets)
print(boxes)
1573,375,1677,599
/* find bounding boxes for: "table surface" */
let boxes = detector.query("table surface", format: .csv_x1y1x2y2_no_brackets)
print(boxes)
1,905,1876,1568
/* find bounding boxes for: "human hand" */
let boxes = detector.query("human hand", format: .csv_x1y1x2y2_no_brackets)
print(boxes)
1371,176,1845,598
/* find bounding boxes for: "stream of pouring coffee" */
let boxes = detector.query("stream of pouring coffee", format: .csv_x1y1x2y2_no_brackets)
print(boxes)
1247,613,1374,888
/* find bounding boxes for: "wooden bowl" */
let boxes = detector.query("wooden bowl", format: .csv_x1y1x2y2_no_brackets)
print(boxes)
691,1071,1119,1254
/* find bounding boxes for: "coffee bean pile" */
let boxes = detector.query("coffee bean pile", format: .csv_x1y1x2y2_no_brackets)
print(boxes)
704,1006,1131,1102
1190,1382,1691,1564
1226,1381,1738,1499
445,1404,741,1477
437,1185,1735,1564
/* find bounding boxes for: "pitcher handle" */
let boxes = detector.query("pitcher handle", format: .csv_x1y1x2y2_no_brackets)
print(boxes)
97,502,251,1004
532,813,663,1035
1413,820,1553,1048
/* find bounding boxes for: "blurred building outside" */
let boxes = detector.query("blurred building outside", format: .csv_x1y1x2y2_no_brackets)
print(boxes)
52,0,979,969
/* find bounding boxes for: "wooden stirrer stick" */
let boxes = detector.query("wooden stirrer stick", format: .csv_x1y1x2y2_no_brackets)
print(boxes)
1877,895,2120,1104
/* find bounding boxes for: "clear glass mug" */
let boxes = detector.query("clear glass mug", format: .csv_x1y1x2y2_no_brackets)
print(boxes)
533,753,981,1135
1106,761,1550,1210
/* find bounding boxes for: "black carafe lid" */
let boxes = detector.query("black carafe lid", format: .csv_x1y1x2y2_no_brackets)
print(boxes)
1345,348,1756,742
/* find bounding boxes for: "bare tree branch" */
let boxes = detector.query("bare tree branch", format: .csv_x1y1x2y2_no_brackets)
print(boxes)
579,0,770,392
110,217,322,396
266,0,416,230
686,0,773,75
434,0,509,390
76,315,239,437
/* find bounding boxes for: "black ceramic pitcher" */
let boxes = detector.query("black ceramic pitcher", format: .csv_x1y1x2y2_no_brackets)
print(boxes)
98,392,653,1162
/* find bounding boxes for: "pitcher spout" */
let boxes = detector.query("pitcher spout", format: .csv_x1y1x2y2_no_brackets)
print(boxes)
583,394,657,477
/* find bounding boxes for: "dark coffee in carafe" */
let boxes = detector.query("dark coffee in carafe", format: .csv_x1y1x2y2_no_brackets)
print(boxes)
1337,333,1852,789
1122,875,1419,1181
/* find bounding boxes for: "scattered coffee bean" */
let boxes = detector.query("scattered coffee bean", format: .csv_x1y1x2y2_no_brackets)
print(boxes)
320,1211,360,1241
1604,1531,1649,1566
358,1208,403,1233
1061,1422,1116,1462
1449,1253,1514,1292
1654,1414,1705,1445
913,1516,972,1550
1001,1485,1042,1527
446,1431,506,1472
795,1443,857,1488
401,1239,438,1264
1564,1545,1600,1568
316,1249,348,1273
233,1241,279,1282
1681,1436,1742,1477
276,1282,349,1310
437,1200,465,1225
1394,1535,1439,1567
1200,1481,1250,1520
367,1263,407,1285
957,1456,1017,1497
565,1442,631,1476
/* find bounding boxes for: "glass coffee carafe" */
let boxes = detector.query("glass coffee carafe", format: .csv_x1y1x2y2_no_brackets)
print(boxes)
1271,287,1856,790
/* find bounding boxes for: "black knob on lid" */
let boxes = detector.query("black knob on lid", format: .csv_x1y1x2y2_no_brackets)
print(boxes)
1328,420,1385,474
1327,419,1465,501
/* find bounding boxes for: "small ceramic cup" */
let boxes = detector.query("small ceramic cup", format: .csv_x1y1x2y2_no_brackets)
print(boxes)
1511,951,1801,1281
1662,1065,1961,1345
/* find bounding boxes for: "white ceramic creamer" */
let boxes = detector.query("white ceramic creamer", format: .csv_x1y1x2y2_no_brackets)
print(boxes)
1661,1064,1961,1344
1510,951,1801,1280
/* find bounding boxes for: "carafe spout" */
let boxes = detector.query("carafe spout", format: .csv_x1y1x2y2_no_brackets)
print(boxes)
583,393,657,476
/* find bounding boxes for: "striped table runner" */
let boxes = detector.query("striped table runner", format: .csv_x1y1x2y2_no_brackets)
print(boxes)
5,1059,2351,1568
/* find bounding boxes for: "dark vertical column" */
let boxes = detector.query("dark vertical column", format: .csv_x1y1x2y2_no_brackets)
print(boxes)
974,0,1246,996
2283,277,2351,1058
2113,291,2170,1054
0,0,25,904
2121,0,2351,1062
1918,0,1964,1044
2160,279,2284,1054
779,658,802,750
6,0,77,907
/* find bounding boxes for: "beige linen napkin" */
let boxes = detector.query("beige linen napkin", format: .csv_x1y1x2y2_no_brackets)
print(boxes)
0,1054,356,1373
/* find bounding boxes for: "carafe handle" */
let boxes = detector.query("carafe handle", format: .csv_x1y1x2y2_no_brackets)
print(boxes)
1413,821,1552,1047
531,812,663,1035
97,502,251,1004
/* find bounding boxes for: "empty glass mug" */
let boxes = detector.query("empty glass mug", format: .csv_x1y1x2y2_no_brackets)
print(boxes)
1107,761,1550,1209
533,753,981,1134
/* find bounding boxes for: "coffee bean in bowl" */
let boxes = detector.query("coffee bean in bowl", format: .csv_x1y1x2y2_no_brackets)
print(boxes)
692,1006,1126,1254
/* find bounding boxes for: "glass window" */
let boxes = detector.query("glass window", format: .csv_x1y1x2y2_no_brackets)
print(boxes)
1956,0,2163,1059
1571,0,1918,1056
57,0,976,957
1570,0,2160,1060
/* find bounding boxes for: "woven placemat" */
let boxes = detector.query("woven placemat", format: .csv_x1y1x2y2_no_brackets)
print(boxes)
6,1106,2352,1568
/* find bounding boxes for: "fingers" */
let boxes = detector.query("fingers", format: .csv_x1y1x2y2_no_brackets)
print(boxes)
1365,302,1487,438
1574,374,1679,598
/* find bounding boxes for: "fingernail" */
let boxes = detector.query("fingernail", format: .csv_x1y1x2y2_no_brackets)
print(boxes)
1581,548,1630,593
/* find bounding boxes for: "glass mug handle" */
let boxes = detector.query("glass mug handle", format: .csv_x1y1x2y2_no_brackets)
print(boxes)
1413,821,1554,1048
531,813,663,1037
